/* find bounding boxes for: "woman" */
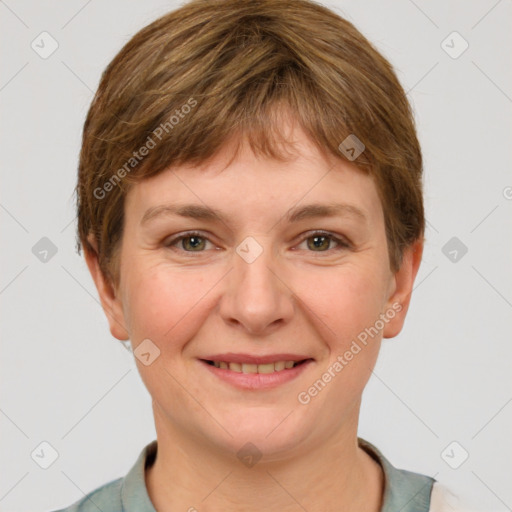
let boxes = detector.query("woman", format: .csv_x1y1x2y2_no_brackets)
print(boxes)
55,0,471,510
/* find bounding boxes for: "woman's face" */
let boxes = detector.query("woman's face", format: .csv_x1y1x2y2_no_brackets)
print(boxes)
90,122,421,460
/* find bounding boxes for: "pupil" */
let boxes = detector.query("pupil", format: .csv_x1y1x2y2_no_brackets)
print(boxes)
185,236,203,250
310,235,328,251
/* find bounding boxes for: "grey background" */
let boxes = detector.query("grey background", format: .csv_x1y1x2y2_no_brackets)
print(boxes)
1,1,511,511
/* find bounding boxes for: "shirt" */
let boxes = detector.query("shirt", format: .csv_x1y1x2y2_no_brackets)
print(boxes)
51,437,467,512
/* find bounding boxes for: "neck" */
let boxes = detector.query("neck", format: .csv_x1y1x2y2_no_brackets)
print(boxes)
145,407,383,512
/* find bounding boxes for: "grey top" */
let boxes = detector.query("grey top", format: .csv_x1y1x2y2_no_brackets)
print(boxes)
52,437,435,512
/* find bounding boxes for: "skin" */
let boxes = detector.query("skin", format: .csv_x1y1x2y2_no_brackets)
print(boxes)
86,118,423,512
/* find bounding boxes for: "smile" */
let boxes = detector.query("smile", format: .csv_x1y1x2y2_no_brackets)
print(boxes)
199,357,314,390
204,360,307,373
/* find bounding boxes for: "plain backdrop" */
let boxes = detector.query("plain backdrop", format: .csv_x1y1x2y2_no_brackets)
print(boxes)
1,1,511,511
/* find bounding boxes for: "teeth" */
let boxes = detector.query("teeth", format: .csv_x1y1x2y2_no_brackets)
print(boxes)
211,360,302,373
229,362,242,372
256,363,275,374
274,361,285,371
241,363,256,373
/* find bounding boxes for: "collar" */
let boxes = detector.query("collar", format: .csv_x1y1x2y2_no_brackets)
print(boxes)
120,438,434,512
358,438,435,512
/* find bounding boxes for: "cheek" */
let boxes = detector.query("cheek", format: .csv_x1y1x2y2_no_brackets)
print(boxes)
292,262,387,346
291,266,386,419
123,265,216,347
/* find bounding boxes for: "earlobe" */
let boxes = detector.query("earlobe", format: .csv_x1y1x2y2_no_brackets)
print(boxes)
84,235,130,341
382,239,424,339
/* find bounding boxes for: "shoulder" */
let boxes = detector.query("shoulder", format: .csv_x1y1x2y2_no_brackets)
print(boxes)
429,482,482,512
50,440,157,512
49,476,123,512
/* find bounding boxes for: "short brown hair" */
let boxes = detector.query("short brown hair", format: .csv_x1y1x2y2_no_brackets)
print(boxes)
76,0,425,286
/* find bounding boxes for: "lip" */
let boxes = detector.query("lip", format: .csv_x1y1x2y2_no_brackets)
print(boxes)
198,357,314,390
200,353,312,365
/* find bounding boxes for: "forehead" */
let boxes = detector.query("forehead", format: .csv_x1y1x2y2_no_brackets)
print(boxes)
125,123,384,230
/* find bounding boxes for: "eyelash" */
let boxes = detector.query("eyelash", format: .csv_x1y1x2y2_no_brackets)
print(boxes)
164,230,351,255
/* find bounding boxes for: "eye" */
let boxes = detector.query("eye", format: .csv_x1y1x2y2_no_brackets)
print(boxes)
163,230,350,255
296,231,350,252
164,231,214,252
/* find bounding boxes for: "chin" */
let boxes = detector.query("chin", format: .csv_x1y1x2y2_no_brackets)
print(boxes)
212,407,312,460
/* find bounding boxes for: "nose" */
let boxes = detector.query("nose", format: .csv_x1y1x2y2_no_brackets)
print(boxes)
218,239,294,336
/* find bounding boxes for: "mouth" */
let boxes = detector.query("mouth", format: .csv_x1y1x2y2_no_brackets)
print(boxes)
198,356,314,390
201,359,311,373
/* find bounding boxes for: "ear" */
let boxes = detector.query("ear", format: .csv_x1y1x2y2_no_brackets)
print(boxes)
382,238,424,339
84,234,129,341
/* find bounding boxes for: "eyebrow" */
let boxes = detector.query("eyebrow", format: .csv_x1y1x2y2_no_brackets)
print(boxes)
141,204,226,225
285,203,368,224
140,202,368,226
